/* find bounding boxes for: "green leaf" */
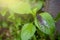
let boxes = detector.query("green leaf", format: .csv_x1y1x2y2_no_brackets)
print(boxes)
30,0,43,16
0,0,44,16
8,1,31,14
58,33,60,40
32,1,43,13
34,12,55,35
32,35,37,40
2,22,8,27
9,0,43,15
0,0,31,14
0,8,7,16
21,23,36,40
55,13,60,22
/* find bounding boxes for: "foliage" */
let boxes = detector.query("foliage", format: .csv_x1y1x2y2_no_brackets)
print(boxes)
34,12,55,35
0,0,60,40
55,13,60,22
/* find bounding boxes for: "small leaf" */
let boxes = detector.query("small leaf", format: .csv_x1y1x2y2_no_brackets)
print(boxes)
32,1,43,13
55,13,60,22
2,22,7,27
58,33,60,40
34,12,55,35
0,8,7,16
30,0,43,16
21,23,36,40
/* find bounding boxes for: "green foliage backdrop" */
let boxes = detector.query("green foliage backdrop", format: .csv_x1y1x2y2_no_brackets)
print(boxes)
0,0,60,40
